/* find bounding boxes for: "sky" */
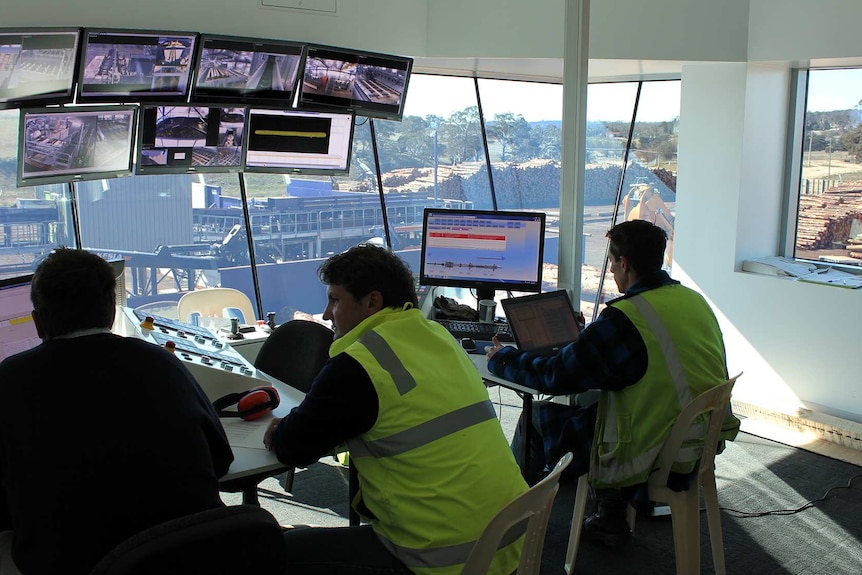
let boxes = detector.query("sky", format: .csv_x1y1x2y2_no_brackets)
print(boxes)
807,68,862,111
402,75,682,123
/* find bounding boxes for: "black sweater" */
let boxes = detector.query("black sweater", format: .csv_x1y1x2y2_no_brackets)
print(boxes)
0,332,233,575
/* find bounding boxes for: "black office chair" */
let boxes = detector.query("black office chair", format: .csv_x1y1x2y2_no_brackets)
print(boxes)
88,505,286,575
254,319,335,491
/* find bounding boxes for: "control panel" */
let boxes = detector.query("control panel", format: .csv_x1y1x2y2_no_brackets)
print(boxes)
113,306,283,402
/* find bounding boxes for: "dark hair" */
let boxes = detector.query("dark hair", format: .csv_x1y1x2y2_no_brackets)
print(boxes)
318,244,418,309
606,220,667,276
31,248,116,339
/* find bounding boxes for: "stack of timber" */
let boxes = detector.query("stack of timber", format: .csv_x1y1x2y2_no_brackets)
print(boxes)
796,184,862,256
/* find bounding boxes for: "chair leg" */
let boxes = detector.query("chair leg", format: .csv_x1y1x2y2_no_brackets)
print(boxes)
667,487,701,575
564,473,590,575
702,470,726,575
280,467,296,493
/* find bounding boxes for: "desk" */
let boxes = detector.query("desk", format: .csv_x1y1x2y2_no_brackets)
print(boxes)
218,370,305,505
468,354,541,477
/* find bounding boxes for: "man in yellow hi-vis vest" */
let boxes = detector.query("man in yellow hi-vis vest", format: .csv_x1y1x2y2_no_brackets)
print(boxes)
486,220,739,548
265,244,528,575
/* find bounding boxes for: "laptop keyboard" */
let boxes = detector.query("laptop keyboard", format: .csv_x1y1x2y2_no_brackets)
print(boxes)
434,319,515,342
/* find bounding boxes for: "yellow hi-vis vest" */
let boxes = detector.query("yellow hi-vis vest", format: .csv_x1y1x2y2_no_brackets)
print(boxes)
590,284,739,489
334,306,528,575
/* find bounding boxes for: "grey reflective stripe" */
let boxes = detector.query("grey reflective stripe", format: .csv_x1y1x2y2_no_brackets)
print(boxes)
597,294,697,482
348,400,498,458
377,519,527,569
628,294,691,407
358,330,416,395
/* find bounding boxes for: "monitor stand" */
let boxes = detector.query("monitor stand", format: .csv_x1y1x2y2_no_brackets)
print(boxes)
475,287,495,311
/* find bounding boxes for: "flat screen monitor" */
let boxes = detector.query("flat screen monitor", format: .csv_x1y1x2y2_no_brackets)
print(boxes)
76,28,198,103
191,34,305,108
244,108,354,175
17,104,137,187
136,104,247,175
0,273,40,363
0,28,81,110
298,44,412,121
419,208,547,302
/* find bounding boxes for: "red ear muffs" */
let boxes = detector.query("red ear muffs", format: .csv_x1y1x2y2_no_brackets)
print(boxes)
213,387,280,421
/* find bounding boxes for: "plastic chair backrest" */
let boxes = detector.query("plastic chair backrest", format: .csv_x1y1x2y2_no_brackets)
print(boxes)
462,452,573,575
647,374,739,492
254,319,334,393
88,505,286,575
176,288,256,327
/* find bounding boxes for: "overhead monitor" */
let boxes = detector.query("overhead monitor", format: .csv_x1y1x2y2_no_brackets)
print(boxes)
298,44,412,121
243,108,354,175
419,208,547,302
191,34,305,108
77,28,198,103
0,27,82,110
0,273,40,363
17,104,137,187
137,104,247,175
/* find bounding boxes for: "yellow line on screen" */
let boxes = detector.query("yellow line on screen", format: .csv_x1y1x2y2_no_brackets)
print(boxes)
255,130,327,138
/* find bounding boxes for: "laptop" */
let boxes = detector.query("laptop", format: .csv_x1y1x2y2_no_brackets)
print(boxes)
500,290,581,356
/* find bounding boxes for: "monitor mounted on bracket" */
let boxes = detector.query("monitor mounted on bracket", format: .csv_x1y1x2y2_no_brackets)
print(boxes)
0,27,82,110
17,104,137,187
243,107,354,175
298,44,412,121
191,33,305,108
136,104,247,175
76,28,198,103
419,208,547,304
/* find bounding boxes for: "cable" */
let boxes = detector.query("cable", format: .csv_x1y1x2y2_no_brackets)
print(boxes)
717,472,862,518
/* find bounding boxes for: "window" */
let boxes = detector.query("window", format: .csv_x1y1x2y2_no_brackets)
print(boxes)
792,67,862,269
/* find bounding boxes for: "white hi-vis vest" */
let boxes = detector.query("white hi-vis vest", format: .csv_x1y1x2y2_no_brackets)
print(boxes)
334,306,528,575
590,284,739,489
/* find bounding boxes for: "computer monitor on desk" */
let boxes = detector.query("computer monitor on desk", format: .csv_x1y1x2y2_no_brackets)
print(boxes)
0,274,40,362
418,208,546,308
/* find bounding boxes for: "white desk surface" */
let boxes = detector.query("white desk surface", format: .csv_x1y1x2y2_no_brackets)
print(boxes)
468,352,540,396
219,371,304,483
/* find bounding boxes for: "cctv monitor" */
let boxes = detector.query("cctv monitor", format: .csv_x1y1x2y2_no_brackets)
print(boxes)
243,108,354,175
77,28,198,103
0,273,40,362
191,34,305,108
137,104,247,175
298,44,412,121
17,104,137,187
419,208,547,302
0,28,81,110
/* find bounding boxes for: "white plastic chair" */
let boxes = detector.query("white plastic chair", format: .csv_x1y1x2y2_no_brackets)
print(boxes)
176,288,257,327
462,452,572,575
565,374,741,575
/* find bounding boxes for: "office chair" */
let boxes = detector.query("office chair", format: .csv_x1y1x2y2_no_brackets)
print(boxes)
462,452,572,575
176,287,257,327
565,374,741,575
88,505,286,575
254,318,335,491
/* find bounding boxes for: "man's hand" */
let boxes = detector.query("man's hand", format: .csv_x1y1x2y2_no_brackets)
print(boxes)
485,336,504,359
263,417,282,451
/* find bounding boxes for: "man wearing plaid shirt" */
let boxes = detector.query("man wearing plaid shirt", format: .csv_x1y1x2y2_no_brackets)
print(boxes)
486,220,738,548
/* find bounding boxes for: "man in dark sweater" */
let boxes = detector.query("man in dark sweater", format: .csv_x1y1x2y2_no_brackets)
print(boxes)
0,248,234,575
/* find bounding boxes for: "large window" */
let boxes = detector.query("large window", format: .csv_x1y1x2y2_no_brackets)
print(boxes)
0,72,680,328
793,67,862,269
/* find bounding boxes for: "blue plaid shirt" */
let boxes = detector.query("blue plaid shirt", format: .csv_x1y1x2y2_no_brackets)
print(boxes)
487,271,680,483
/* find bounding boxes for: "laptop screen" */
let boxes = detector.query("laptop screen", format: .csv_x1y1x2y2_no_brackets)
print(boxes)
0,274,40,363
501,290,581,355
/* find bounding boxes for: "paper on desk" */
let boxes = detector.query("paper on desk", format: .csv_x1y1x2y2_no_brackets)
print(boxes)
221,416,271,450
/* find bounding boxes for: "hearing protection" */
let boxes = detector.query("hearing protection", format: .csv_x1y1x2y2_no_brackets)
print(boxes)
212,386,280,421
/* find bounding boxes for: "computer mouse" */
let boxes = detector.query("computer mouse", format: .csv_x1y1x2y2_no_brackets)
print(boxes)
460,337,477,351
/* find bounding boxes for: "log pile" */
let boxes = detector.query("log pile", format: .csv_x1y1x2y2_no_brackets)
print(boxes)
796,185,862,255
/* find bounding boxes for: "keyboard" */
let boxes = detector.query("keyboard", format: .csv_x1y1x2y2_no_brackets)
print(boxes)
434,319,515,342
